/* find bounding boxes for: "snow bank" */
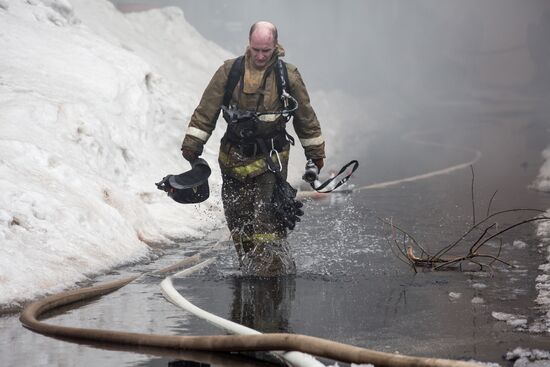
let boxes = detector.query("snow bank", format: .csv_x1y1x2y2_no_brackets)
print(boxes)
0,0,230,308
533,147,550,193
506,347,550,367
533,138,550,244
491,312,528,329
0,0,375,309
533,140,550,331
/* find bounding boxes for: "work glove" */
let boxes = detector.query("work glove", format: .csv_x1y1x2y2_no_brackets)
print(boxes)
272,179,304,231
312,158,324,172
181,147,199,162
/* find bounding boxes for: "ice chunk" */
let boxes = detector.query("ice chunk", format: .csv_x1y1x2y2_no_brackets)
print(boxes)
449,292,462,301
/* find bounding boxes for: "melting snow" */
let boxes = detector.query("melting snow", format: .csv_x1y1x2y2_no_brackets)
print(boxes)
506,347,550,367
471,296,485,304
449,292,462,301
0,0,231,308
0,0,354,308
492,312,528,329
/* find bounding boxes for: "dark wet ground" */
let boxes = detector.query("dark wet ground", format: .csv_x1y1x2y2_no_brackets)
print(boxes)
3,98,550,366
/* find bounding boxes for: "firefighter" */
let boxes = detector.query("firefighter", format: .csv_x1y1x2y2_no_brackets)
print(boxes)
181,21,325,276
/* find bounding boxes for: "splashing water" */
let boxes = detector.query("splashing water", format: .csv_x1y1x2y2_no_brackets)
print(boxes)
240,242,297,277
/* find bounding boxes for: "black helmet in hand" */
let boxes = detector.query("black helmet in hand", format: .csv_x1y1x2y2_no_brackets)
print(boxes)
155,158,211,204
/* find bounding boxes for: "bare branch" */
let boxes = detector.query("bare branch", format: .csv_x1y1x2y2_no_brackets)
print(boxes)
488,238,503,266
469,259,485,271
473,254,513,267
473,217,550,253
380,218,411,266
389,220,429,256
433,258,466,270
486,190,498,217
468,223,496,254
431,208,545,259
386,231,411,267
379,217,421,257
383,170,550,273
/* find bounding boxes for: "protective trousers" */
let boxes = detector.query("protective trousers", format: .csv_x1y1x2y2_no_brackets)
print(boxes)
222,171,296,277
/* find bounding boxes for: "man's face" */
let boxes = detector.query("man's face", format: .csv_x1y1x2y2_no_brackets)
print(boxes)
249,32,275,68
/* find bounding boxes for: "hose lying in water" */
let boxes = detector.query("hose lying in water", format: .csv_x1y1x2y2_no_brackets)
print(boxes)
20,268,483,367
161,259,324,367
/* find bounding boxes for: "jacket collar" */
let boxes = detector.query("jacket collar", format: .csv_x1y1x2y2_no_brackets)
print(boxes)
244,43,285,71
242,44,285,94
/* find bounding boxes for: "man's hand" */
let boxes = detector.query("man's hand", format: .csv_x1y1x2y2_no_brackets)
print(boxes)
181,147,199,162
312,158,324,172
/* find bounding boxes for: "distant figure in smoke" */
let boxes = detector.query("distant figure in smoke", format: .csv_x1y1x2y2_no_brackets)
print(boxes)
180,21,325,276
527,10,550,91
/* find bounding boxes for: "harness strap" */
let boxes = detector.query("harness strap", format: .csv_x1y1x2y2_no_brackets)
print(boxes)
223,56,290,109
223,56,245,108
310,160,359,193
274,60,288,95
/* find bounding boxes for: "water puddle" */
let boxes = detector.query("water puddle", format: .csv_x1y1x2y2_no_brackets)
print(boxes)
3,109,550,366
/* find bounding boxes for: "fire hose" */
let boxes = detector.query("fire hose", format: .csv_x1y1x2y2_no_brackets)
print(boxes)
20,246,482,367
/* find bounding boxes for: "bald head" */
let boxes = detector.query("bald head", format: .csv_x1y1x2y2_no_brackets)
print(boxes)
249,21,278,45
248,21,278,68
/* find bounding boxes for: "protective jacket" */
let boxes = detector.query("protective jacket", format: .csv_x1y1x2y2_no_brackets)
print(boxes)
181,45,325,181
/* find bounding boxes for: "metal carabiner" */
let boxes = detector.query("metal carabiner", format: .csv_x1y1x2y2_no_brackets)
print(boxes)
269,139,282,172
280,90,290,110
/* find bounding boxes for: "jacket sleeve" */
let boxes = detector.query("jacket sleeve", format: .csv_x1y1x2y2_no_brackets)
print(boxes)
181,62,229,155
287,64,326,159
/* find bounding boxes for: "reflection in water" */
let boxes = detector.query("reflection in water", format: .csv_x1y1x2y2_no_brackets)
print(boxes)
230,276,296,333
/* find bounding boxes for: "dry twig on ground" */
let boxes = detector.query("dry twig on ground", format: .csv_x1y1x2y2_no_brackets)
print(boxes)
381,165,549,272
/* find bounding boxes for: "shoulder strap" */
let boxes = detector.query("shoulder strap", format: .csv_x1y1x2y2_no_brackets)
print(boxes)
274,59,290,96
221,56,293,124
224,56,290,107
223,56,245,108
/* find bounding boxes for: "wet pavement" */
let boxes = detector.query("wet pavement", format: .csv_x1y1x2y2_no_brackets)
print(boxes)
3,98,550,366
